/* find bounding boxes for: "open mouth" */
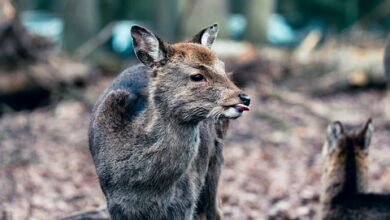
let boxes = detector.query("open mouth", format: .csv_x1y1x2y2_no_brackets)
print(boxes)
234,103,250,112
222,103,250,119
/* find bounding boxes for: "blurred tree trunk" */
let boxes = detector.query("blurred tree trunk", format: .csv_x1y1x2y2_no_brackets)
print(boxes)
98,0,125,27
244,0,274,44
59,0,100,53
179,0,228,39
11,0,34,11
345,0,358,27
155,0,178,41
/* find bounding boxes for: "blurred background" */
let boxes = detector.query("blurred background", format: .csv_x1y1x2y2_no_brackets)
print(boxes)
0,0,389,219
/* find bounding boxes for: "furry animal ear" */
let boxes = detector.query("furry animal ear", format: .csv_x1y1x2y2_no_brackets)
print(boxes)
131,25,169,67
356,118,374,149
326,121,345,150
190,23,219,48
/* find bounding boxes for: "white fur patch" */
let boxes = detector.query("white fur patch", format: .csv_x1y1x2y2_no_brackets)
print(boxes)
201,31,211,46
327,123,343,140
214,60,225,76
201,24,218,48
365,123,374,147
145,35,161,61
223,107,242,119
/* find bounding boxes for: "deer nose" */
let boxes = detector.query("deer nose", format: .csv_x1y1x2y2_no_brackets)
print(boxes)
238,93,250,106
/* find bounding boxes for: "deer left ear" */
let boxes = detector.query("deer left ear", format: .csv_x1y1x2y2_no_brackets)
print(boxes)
131,25,169,67
191,23,219,48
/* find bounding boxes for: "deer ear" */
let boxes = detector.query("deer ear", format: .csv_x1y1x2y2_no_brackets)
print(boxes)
131,25,169,67
326,121,345,150
357,118,374,149
190,23,219,48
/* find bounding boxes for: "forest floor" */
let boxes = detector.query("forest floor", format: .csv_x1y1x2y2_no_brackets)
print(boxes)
1,47,390,220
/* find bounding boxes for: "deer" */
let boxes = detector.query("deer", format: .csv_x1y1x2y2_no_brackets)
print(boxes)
320,119,390,220
88,23,251,220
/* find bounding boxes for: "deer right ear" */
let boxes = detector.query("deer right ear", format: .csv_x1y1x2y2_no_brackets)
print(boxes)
356,118,374,149
326,121,345,149
190,23,219,48
131,25,169,67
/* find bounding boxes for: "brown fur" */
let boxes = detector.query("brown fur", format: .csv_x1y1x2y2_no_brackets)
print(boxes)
320,119,390,220
89,24,249,220
172,43,217,65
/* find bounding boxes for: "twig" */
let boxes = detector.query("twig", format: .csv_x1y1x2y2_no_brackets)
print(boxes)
74,22,115,59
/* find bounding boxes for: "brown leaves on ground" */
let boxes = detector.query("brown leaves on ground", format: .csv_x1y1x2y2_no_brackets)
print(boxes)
0,102,105,219
0,77,389,219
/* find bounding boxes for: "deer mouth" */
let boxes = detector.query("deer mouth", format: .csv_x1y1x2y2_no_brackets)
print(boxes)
234,103,250,112
222,103,250,119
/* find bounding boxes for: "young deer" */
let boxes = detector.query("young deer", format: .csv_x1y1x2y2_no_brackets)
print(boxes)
320,119,390,220
88,24,250,220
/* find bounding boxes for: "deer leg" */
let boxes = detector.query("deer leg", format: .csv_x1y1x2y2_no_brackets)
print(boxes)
195,142,224,220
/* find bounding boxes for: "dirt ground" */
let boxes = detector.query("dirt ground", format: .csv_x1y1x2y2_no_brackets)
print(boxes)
1,67,390,219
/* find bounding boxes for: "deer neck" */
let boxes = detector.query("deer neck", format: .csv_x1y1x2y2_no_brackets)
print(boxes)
321,151,368,207
143,93,201,146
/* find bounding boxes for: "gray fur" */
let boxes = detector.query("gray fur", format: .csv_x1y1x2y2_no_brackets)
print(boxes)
321,120,390,220
191,24,219,48
89,25,248,220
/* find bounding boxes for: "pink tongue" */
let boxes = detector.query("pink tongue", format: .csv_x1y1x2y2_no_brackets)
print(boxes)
234,104,250,111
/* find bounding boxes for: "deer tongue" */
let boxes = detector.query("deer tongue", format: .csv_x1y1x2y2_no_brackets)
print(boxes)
234,104,250,112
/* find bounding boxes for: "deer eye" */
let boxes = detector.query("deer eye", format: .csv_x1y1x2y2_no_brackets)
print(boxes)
190,74,205,82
